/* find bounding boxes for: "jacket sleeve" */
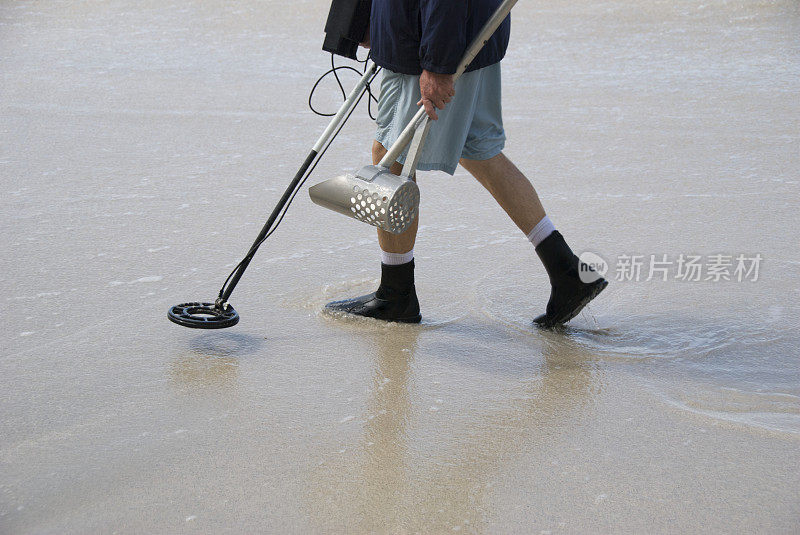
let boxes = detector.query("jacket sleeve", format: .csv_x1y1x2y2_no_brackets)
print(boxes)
418,0,469,74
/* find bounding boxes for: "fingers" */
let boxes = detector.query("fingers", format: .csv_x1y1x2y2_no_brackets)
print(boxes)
416,98,439,120
419,81,455,110
417,93,450,115
418,95,446,107
420,91,453,106
424,99,438,120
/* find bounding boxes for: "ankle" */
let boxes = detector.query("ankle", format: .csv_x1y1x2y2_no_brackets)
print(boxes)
379,260,416,294
527,216,556,247
535,231,580,278
381,248,414,266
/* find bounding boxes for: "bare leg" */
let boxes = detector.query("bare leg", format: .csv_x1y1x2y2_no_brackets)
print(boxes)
460,151,608,327
373,140,419,253
459,152,546,235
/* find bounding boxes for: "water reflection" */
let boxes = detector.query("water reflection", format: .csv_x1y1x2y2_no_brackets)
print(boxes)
169,353,239,390
359,325,418,532
187,331,264,356
169,332,263,390
306,322,599,532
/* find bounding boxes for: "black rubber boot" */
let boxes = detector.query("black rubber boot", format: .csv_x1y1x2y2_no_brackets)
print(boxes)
533,231,608,328
325,260,422,323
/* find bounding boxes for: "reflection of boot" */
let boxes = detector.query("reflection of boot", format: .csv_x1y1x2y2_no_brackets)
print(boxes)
325,260,422,323
534,231,607,328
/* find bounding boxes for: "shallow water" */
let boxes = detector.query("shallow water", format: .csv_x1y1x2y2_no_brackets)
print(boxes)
2,0,799,532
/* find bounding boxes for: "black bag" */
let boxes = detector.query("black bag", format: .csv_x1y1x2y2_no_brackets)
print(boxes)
322,0,371,60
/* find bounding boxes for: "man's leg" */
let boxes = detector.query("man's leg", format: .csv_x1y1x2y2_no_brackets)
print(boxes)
458,152,545,235
374,141,419,255
323,141,422,323
460,152,607,327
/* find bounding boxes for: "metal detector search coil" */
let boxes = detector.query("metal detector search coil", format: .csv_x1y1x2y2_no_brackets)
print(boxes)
168,302,239,329
308,165,419,234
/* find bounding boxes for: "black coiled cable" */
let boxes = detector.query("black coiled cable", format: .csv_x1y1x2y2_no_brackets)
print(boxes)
308,51,380,120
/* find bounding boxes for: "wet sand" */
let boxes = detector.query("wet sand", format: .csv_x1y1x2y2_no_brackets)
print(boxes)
1,0,799,532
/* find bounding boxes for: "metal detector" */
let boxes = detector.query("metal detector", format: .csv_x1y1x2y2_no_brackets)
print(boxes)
168,64,379,329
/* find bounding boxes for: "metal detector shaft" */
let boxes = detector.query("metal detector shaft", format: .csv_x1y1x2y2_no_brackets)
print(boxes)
218,63,378,304
218,149,316,304
379,0,518,168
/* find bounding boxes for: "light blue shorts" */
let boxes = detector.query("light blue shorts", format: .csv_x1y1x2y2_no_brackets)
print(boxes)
375,62,506,176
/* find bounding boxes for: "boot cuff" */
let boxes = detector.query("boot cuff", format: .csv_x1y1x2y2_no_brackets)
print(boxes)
380,259,415,291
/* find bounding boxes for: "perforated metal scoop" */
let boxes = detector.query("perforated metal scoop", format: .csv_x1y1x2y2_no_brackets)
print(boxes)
309,111,430,234
308,165,419,234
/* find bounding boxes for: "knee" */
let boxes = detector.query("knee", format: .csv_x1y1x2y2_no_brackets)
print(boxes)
461,158,491,187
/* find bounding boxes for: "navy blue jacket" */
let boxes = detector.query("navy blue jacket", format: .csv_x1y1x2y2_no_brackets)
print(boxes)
369,0,510,75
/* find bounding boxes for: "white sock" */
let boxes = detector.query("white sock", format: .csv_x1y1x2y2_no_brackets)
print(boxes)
381,249,414,266
526,216,556,247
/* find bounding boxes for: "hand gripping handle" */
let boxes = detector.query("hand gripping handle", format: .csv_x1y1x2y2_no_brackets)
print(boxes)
378,0,519,169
